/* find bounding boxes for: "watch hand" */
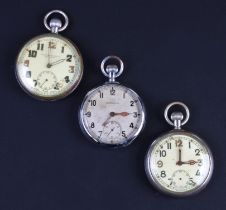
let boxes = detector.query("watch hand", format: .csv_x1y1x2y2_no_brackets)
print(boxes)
102,114,112,126
179,149,182,162
113,112,130,116
40,79,48,87
176,148,182,165
183,160,198,165
49,59,66,67
102,112,130,126
107,127,115,136
47,42,52,68
102,112,116,126
176,160,198,165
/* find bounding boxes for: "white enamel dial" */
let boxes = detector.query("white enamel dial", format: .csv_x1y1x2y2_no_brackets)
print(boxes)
79,83,145,147
145,131,213,196
16,33,83,100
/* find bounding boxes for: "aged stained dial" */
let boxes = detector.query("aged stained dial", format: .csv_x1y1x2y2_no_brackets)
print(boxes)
79,56,145,147
80,84,145,146
15,10,83,100
145,102,213,196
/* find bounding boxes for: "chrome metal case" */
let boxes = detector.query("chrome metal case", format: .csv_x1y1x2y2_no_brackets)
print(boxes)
78,56,146,148
79,82,146,148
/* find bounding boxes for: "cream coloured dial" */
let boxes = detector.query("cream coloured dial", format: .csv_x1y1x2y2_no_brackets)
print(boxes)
79,83,145,147
16,33,83,100
145,132,213,196
37,71,57,91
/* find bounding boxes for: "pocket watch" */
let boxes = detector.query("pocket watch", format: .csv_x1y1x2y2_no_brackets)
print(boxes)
145,102,213,197
79,56,146,148
15,10,83,101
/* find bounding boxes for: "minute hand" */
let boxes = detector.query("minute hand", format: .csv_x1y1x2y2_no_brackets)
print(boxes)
49,59,66,67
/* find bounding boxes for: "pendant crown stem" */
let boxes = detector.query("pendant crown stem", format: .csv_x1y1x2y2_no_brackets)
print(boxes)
106,65,118,82
49,18,62,34
171,112,184,129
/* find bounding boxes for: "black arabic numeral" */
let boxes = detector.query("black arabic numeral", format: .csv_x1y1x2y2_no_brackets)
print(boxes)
129,123,134,128
197,159,203,166
33,80,37,87
37,43,44,50
61,46,65,53
66,55,72,62
159,150,166,157
196,170,200,176
160,171,166,178
122,131,127,138
91,122,95,128
28,50,37,58
99,91,103,98
195,149,200,156
89,100,96,106
64,76,70,83
167,142,171,149
85,111,91,117
157,160,163,168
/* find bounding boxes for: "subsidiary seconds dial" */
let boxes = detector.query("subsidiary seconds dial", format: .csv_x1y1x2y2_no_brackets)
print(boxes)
79,83,145,147
37,71,57,91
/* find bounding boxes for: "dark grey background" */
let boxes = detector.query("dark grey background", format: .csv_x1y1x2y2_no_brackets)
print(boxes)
0,0,225,209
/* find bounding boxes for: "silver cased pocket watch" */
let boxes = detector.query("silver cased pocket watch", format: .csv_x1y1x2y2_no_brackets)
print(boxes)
79,56,146,148
15,10,83,101
145,102,213,197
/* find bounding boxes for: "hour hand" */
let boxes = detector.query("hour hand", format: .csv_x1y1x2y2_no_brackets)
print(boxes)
182,160,198,165
114,112,130,116
102,111,130,126
176,160,198,165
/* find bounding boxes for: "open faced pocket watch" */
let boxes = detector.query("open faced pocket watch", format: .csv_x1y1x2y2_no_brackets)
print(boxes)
15,10,83,101
79,56,146,148
145,102,213,197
